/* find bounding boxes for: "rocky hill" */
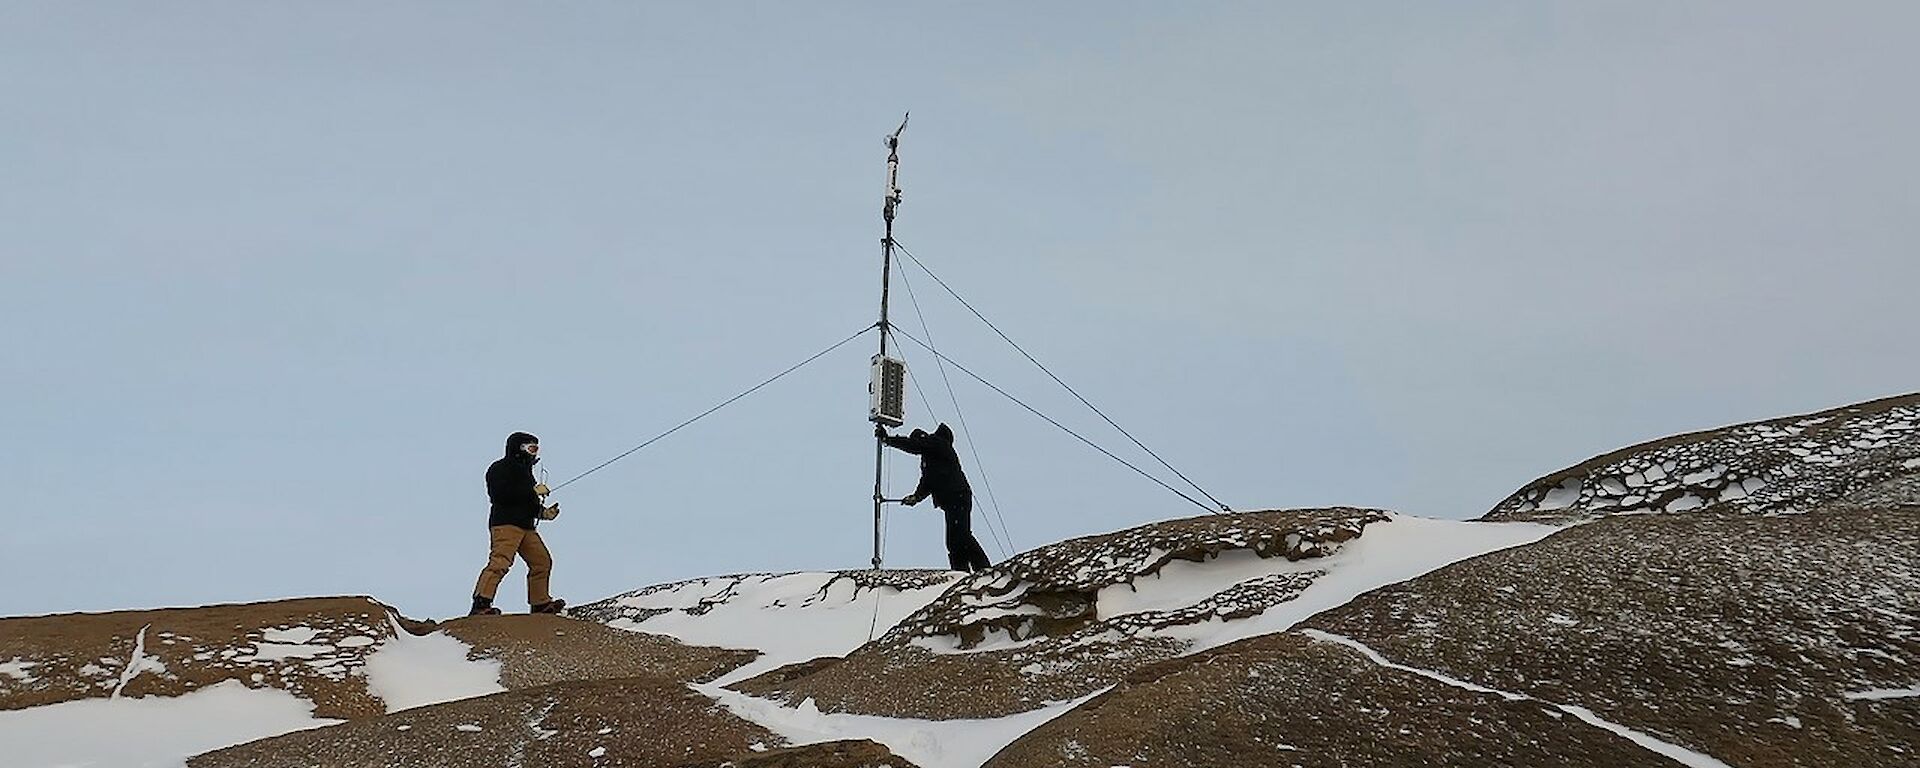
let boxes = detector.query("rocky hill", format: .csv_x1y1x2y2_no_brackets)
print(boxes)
0,598,764,767
727,508,1555,719
1485,393,1920,522
189,674,918,768
4,392,1916,768
991,507,1918,767
985,394,1920,768
0,596,408,719
568,569,963,686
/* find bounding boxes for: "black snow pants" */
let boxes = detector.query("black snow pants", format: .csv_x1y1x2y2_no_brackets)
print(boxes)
941,492,992,572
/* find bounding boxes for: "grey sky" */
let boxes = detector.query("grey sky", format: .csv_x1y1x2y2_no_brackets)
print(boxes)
4,2,1915,619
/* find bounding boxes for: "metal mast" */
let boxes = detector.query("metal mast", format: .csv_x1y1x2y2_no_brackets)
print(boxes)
872,114,908,570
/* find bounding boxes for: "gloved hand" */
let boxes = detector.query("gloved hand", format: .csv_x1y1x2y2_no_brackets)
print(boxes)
901,493,922,506
539,503,561,520
874,425,888,438
534,483,551,497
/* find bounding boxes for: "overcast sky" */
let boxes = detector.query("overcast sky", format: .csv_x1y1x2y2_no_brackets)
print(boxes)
4,2,1915,619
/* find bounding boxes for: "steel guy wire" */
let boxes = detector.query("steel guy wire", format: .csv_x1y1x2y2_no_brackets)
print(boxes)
890,263,1017,556
550,322,878,493
891,241,1231,512
886,328,1013,559
888,327,1220,515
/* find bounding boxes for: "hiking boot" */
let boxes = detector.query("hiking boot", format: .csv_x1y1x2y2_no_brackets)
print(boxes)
531,599,567,615
469,596,502,616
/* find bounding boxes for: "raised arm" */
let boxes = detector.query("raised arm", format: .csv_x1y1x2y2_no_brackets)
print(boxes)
880,431,932,455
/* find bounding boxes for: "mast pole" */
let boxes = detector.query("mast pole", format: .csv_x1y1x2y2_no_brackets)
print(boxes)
873,113,908,570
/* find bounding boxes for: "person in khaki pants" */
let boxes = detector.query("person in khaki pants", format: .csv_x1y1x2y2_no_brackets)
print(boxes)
471,432,565,616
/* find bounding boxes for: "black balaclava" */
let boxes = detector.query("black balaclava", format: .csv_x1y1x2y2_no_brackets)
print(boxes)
506,431,540,462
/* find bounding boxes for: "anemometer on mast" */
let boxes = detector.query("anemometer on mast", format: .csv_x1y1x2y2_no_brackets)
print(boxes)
869,114,911,569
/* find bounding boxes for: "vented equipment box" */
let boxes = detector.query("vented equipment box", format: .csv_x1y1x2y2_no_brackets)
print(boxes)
869,354,907,427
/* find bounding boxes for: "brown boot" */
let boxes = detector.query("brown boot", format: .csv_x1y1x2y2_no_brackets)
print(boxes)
469,596,503,616
530,599,567,615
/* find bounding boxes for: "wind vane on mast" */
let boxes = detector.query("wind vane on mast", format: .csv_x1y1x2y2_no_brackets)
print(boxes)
869,114,911,569
883,113,908,227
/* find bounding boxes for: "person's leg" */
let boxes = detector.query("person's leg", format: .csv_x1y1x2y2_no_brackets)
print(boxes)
519,528,554,607
472,525,526,610
942,509,970,571
962,530,993,572
946,493,992,571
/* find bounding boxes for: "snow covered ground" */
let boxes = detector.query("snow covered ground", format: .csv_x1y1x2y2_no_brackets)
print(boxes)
0,516,1564,767
683,514,1564,762
594,571,958,685
0,621,505,768
894,512,1559,658
0,681,338,768
704,684,1102,768
361,618,504,712
1156,513,1560,653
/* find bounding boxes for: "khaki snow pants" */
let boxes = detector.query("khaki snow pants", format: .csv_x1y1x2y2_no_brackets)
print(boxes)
473,525,553,606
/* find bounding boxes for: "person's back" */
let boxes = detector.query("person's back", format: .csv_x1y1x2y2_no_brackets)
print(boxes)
879,423,990,572
889,424,971,510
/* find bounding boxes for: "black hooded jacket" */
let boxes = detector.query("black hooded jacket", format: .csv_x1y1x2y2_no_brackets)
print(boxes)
486,432,543,529
882,424,971,509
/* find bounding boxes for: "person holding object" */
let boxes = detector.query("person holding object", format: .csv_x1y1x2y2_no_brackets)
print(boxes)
471,431,566,616
878,423,993,572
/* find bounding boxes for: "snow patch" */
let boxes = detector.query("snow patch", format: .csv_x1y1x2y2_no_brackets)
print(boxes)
0,679,339,768
1681,465,1727,485
1096,548,1323,621
261,627,321,644
0,659,38,684
241,626,337,662
1537,477,1584,511
113,625,169,698
703,684,1100,768
1666,494,1705,512
908,514,1558,659
1842,686,1920,701
955,601,1050,627
900,515,1559,661
606,573,953,686
362,620,504,712
251,643,333,662
1155,515,1561,655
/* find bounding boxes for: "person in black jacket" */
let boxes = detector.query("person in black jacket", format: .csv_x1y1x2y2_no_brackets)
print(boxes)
879,423,992,572
471,431,565,616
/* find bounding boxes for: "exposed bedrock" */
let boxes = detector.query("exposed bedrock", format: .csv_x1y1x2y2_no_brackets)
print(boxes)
730,507,1394,719
1485,393,1920,522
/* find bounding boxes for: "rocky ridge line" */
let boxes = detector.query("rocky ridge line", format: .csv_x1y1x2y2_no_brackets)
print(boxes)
1484,393,1920,522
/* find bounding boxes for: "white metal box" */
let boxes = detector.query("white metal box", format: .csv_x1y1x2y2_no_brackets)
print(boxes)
869,354,907,426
